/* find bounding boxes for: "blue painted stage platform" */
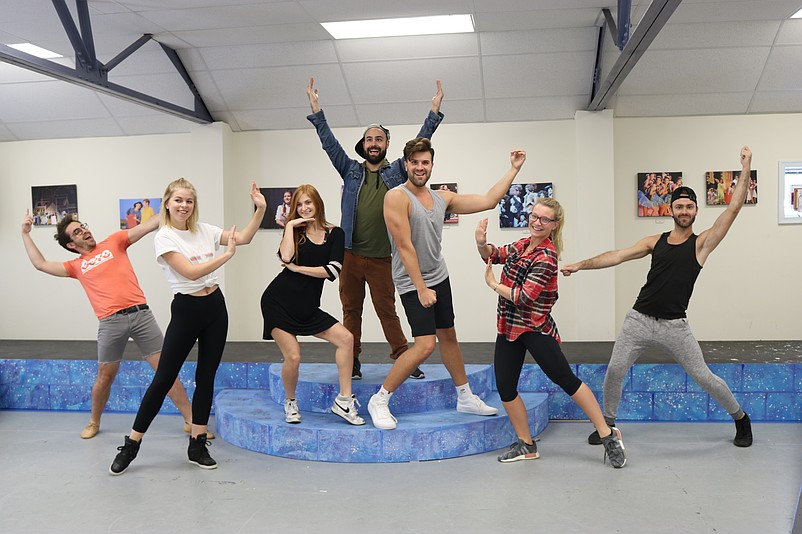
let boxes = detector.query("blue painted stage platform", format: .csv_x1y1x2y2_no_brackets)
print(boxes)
214,364,548,462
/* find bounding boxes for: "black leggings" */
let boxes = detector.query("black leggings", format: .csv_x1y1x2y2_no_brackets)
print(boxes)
494,332,582,402
133,288,228,433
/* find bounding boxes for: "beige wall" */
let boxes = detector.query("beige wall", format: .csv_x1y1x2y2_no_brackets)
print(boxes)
1,112,799,344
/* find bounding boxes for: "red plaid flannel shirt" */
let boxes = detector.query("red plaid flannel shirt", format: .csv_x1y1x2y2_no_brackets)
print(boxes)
488,237,560,342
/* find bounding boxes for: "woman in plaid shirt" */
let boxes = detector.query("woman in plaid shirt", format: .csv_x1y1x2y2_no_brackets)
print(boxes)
476,197,626,468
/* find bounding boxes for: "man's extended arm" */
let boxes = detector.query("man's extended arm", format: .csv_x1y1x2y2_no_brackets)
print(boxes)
445,150,526,215
560,235,659,276
696,146,752,263
21,210,68,277
127,209,160,244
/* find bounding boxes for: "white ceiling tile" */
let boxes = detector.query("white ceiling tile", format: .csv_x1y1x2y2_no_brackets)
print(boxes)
483,52,594,98
651,21,781,49
750,91,802,113
231,106,324,131
0,81,111,122
136,4,310,32
614,92,753,117
668,1,802,24
171,23,331,47
6,118,125,141
199,41,338,70
486,95,589,122
342,57,482,102
110,72,197,109
116,114,194,136
474,0,614,11
297,0,475,23
756,46,802,91
0,122,17,141
618,47,770,95
353,99,485,128
334,34,479,62
476,9,602,31
480,28,596,56
775,19,802,45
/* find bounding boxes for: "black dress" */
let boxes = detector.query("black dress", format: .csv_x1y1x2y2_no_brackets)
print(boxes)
261,226,344,340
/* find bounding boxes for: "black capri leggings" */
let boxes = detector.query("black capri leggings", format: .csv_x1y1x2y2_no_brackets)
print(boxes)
133,288,228,433
494,332,582,402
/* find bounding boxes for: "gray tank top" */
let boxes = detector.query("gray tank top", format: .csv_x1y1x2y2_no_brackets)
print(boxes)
390,185,449,295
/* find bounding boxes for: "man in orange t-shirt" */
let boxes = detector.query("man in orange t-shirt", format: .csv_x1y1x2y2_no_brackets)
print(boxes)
21,210,203,440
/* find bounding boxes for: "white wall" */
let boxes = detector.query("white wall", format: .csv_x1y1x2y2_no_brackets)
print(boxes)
1,112,800,344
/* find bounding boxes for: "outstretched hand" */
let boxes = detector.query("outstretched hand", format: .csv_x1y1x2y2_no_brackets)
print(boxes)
307,77,320,113
484,258,498,289
431,80,444,113
22,209,33,234
226,225,237,256
510,149,527,170
250,181,267,210
740,146,752,166
475,218,488,246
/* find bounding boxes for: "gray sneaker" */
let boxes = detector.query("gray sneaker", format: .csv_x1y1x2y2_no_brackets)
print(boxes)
284,398,301,424
600,427,627,468
331,394,366,426
497,439,539,463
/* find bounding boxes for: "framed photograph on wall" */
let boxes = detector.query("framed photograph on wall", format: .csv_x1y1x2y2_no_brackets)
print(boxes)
778,161,802,224
119,197,161,229
260,187,297,229
704,170,758,206
31,184,78,226
431,182,458,224
499,182,553,228
637,172,682,217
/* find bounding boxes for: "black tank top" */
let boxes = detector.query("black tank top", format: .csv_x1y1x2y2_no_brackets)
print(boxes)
633,232,701,319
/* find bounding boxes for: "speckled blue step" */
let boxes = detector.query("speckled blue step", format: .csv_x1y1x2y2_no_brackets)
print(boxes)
214,386,549,463
266,363,495,414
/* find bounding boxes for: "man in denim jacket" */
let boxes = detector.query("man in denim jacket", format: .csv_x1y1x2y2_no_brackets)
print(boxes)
306,77,444,380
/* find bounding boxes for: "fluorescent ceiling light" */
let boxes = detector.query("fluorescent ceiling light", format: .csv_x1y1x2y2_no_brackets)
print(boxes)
792,7,802,18
322,14,474,39
8,43,62,59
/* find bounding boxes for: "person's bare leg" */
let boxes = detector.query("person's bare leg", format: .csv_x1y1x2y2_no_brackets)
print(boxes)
572,383,611,438
87,361,121,431
503,395,533,443
314,323,354,396
435,327,468,386
381,335,435,392
272,329,302,399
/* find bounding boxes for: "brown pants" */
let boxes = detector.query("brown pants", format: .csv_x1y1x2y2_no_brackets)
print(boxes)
339,250,408,362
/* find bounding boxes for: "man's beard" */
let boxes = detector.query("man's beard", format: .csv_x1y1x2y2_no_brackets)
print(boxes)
365,148,387,165
673,213,696,228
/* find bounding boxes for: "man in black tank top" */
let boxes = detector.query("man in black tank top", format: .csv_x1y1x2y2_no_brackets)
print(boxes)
561,146,754,450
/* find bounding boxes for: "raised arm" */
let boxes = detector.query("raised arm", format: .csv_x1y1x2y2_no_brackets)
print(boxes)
220,181,266,246
696,146,752,264
431,80,444,115
306,77,356,178
384,189,436,307
127,210,160,244
162,226,237,281
21,210,68,277
560,234,659,276
445,150,526,215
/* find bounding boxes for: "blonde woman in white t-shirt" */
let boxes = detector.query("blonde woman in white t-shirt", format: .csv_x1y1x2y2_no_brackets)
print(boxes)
109,177,266,475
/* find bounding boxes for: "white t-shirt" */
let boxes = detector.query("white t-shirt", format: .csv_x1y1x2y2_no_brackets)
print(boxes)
154,222,224,295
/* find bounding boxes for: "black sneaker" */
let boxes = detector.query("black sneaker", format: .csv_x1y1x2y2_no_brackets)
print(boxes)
352,357,362,380
409,367,425,379
109,435,140,476
188,433,217,469
601,427,627,468
588,423,615,445
733,413,753,447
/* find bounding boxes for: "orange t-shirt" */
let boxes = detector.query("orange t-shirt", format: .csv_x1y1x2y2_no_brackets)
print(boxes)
63,231,147,319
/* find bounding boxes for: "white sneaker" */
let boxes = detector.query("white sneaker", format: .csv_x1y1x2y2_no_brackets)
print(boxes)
284,398,301,424
456,394,499,416
331,394,366,426
367,393,397,430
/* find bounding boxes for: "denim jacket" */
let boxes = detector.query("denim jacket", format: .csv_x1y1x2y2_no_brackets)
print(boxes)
307,109,444,250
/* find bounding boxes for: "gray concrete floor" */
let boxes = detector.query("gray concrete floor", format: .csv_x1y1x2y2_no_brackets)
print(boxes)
0,411,800,534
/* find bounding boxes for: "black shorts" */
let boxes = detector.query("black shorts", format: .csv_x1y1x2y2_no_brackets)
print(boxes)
399,277,455,337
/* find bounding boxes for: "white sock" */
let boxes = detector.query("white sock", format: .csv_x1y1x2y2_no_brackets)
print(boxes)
455,382,473,401
377,387,393,400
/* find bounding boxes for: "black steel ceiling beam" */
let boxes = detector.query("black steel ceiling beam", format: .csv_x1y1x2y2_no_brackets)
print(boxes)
0,0,212,124
588,0,682,112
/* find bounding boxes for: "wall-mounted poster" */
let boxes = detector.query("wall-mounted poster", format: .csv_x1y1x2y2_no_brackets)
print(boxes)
260,187,297,229
637,172,682,217
31,184,78,226
431,182,458,224
119,197,162,229
499,182,553,228
778,161,802,224
704,170,758,206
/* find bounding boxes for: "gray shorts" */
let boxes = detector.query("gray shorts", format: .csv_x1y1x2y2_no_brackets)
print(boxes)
97,308,164,364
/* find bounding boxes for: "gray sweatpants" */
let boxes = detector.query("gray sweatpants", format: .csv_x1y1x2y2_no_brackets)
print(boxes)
602,309,742,422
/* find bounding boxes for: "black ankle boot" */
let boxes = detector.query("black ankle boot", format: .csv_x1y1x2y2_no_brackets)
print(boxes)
188,433,217,469
733,413,753,447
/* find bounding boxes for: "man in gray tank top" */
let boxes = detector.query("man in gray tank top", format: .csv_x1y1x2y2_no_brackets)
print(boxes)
561,146,754,449
367,137,527,430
